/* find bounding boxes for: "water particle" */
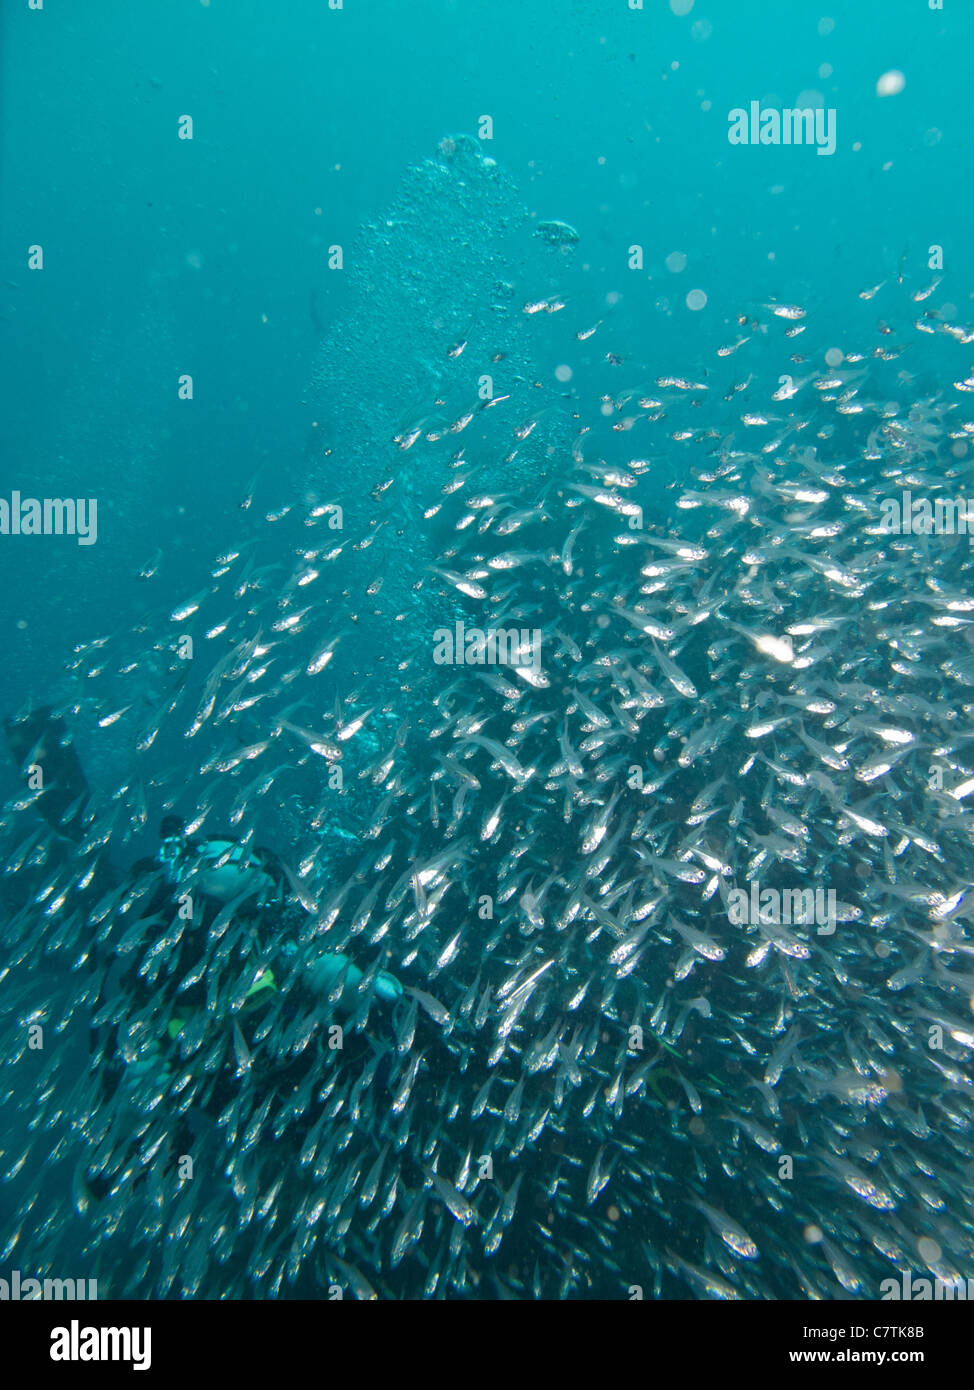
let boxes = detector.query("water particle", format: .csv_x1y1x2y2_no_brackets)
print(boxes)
918,1237,942,1264
877,70,906,97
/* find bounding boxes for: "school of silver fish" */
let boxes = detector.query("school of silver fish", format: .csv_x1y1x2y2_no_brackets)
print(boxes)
2,139,974,1301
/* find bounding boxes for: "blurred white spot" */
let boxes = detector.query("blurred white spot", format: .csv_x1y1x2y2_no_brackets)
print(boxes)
555,364,573,383
666,251,687,273
600,402,614,417
817,17,834,37
917,1236,942,1265
691,19,712,41
686,289,707,311
825,348,844,367
804,1225,824,1244
818,63,833,79
669,0,694,13
923,128,942,147
796,90,825,109
877,70,906,97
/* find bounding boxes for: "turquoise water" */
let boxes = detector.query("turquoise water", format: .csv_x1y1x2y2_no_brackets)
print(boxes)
2,1,973,1301
2,0,967,704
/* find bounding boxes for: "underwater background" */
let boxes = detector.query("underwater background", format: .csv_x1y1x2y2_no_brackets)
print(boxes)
2,0,974,1301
